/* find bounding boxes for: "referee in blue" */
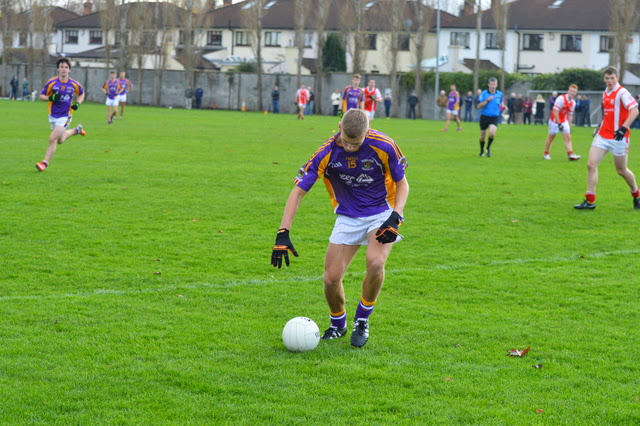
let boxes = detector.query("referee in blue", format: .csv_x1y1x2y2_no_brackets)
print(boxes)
476,77,505,157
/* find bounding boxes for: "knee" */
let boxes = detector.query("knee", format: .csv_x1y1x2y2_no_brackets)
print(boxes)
366,258,386,278
616,166,628,176
587,162,598,172
323,272,342,289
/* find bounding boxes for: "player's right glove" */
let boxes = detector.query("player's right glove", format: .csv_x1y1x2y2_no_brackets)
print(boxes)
375,211,403,244
557,123,564,132
271,228,298,268
338,109,343,118
48,92,60,102
614,126,628,141
71,102,80,110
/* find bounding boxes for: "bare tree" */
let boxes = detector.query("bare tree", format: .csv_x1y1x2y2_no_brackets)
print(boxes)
115,0,132,74
130,0,148,104
151,0,175,106
242,0,266,111
313,0,332,114
339,0,365,73
492,0,508,93
382,0,406,117
610,0,639,82
473,0,482,94
174,0,206,88
412,0,432,118
100,0,118,79
1,0,15,96
293,0,306,89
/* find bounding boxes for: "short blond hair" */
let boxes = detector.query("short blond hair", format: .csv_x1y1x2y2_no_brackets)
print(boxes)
341,109,369,139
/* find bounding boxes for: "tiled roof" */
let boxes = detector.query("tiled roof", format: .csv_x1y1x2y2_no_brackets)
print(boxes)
58,2,190,29
460,58,502,72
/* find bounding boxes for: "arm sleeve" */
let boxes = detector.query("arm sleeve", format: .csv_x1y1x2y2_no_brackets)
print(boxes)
293,140,334,192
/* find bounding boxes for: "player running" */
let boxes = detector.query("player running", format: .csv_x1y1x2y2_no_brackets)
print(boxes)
574,66,640,210
271,108,409,348
476,77,505,157
363,79,382,121
102,71,122,124
35,57,86,172
117,71,133,119
295,83,309,120
341,73,364,114
442,84,462,132
543,84,581,161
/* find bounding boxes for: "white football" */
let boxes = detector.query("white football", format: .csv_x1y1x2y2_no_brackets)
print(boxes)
282,317,320,352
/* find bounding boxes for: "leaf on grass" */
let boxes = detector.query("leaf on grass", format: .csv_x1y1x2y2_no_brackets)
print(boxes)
153,271,162,275
153,259,160,262
508,346,531,357
578,255,585,258
273,162,279,164
444,377,452,381
536,409,545,414
533,364,543,369
218,230,224,234
511,219,520,223
177,294,184,298
192,219,198,222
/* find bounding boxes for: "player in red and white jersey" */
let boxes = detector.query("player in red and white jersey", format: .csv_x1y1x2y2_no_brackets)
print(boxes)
543,84,580,161
363,79,382,121
574,66,640,210
295,83,309,120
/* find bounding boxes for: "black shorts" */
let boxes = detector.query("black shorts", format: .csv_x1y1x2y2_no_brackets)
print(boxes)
480,115,499,130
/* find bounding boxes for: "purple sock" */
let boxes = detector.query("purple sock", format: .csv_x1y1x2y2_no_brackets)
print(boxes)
355,298,376,321
330,310,346,329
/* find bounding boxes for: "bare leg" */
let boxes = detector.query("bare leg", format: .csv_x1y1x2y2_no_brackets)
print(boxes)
562,132,574,153
323,244,360,313
614,154,639,191
586,146,608,193
544,133,556,153
361,231,394,303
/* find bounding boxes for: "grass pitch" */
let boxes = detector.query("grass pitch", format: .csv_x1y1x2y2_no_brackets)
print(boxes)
1,101,639,424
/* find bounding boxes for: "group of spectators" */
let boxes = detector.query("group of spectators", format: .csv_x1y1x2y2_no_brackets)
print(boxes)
8,76,30,100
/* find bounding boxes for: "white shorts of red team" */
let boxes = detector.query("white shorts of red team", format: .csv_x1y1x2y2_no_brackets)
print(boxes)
592,134,629,157
364,109,376,121
105,97,119,107
548,119,570,135
330,209,403,246
48,115,71,130
298,102,306,108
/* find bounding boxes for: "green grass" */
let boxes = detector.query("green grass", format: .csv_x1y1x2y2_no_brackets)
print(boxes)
1,100,639,424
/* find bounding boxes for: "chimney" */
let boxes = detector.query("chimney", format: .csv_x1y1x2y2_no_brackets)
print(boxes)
83,1,92,15
223,0,232,5
463,0,474,16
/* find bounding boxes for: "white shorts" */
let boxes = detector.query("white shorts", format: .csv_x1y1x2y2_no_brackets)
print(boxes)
364,109,376,121
548,119,570,135
48,115,71,130
106,98,119,107
592,134,629,157
298,102,306,108
447,109,459,115
329,209,403,246
118,94,127,103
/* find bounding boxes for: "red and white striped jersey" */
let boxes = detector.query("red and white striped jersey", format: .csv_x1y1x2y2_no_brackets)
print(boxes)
296,89,309,105
363,87,382,112
599,83,638,140
552,94,575,123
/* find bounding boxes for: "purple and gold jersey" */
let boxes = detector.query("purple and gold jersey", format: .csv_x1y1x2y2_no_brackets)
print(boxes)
447,90,460,110
40,77,84,119
118,78,132,94
103,79,122,99
342,85,363,111
294,129,408,218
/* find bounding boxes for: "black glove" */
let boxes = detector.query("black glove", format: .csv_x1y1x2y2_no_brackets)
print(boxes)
48,92,60,102
375,211,403,244
71,102,80,111
614,126,628,141
271,228,298,268
557,123,564,132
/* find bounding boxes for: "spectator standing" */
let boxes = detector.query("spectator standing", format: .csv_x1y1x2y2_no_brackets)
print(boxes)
305,86,314,116
384,93,392,118
534,94,545,125
514,94,524,124
185,85,194,109
10,76,18,100
473,89,482,122
21,77,29,101
194,87,204,109
464,91,473,122
507,92,516,124
407,90,419,120
549,91,558,119
272,85,280,113
522,96,533,124
582,96,591,126
331,88,341,116
436,90,447,120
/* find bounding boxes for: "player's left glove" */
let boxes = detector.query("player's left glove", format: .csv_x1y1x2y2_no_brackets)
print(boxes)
271,228,299,268
614,126,628,141
71,102,80,111
375,211,403,244
48,92,60,102
557,123,564,132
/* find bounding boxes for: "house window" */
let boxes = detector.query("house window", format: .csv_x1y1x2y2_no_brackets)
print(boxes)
179,30,194,45
486,32,499,49
207,31,222,46
599,35,613,52
235,31,249,46
304,32,313,48
89,30,103,45
115,31,127,46
142,31,156,47
18,31,28,46
399,34,410,51
265,31,281,47
362,33,377,50
523,33,543,51
65,30,78,44
561,34,581,51
450,32,470,48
